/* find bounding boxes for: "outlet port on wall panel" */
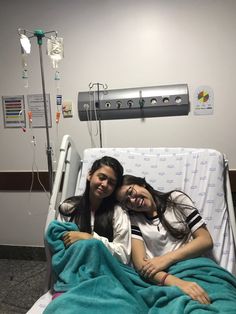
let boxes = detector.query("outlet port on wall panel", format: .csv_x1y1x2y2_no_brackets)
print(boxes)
127,100,133,108
105,102,111,108
175,96,182,103
150,98,158,105
116,101,122,108
162,97,169,104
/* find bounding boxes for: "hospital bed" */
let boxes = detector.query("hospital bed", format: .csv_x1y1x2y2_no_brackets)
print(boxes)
27,134,236,313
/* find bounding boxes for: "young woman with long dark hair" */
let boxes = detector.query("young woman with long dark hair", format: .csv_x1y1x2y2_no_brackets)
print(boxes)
59,156,131,264
116,174,213,304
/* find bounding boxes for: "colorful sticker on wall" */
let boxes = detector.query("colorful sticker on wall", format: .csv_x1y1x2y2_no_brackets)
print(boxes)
193,86,214,115
62,100,73,118
2,95,25,128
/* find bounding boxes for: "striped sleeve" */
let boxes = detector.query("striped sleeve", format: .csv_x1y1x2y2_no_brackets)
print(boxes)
130,215,143,240
171,191,205,233
131,225,143,238
185,209,205,232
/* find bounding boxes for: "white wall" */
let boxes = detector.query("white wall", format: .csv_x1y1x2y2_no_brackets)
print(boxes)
0,192,49,246
0,0,235,246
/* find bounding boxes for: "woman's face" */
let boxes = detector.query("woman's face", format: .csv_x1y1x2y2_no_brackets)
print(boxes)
88,165,117,201
116,184,156,214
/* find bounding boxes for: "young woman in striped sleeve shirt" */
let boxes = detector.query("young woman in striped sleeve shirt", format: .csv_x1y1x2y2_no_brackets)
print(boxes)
116,174,213,304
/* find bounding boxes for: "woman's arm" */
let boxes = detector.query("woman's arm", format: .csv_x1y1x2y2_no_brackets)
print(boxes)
132,238,211,304
93,206,131,264
166,226,213,263
62,206,131,264
160,272,211,304
141,226,213,277
62,231,92,247
131,237,170,284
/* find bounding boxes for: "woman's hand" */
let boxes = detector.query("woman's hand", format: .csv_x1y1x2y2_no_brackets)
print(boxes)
175,279,211,304
62,231,92,247
141,255,174,278
140,226,213,280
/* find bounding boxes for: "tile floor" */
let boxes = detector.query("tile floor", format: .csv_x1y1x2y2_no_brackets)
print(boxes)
0,259,47,313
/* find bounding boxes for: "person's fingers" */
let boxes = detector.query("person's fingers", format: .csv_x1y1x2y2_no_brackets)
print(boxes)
196,290,211,304
147,268,158,278
63,238,70,245
140,265,158,279
196,294,210,304
141,261,152,273
193,285,211,304
62,232,70,239
140,265,150,276
186,285,211,304
61,232,72,247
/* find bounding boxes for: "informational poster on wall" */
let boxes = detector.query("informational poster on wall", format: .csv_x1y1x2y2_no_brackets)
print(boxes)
2,95,26,128
193,86,214,115
27,94,52,128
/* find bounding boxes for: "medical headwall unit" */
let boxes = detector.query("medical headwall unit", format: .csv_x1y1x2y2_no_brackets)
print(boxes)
78,84,190,121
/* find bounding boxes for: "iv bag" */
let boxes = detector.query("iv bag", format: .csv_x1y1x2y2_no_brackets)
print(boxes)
20,34,31,54
47,36,64,68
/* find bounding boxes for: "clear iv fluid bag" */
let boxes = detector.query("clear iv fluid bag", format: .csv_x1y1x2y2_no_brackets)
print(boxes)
47,36,64,69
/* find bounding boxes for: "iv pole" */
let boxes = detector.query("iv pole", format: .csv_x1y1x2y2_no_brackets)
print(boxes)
18,29,58,195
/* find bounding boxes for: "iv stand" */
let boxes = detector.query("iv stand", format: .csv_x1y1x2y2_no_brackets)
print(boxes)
18,29,57,195
37,31,53,195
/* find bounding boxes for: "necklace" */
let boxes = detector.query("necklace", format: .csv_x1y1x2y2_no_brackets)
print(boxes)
145,214,161,231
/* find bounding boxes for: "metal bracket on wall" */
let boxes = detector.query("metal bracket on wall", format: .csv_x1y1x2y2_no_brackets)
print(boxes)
78,84,190,121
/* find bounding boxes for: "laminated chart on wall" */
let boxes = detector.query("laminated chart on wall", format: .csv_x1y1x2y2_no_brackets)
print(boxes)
193,86,214,115
27,94,52,128
2,95,25,128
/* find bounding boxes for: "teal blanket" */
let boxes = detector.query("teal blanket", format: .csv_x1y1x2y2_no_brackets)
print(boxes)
44,220,236,314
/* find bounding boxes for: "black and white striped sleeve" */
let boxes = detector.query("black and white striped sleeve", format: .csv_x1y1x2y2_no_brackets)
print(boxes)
130,215,143,240
131,225,143,238
171,191,205,233
185,209,205,233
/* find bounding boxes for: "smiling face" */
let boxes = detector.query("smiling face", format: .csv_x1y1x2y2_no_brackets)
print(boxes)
116,184,157,216
88,165,117,203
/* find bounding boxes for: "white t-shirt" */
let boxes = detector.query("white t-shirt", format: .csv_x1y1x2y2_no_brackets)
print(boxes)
130,191,205,259
92,205,131,264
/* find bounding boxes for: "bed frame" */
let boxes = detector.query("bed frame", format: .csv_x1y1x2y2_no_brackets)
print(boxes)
27,134,236,313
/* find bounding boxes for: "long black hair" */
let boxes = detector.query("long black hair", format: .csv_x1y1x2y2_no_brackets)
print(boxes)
120,175,195,240
59,156,124,241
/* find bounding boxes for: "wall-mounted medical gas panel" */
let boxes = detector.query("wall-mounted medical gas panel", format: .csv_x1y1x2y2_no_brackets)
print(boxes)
78,84,190,121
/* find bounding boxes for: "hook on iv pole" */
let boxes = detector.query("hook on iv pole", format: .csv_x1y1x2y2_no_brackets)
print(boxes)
89,82,108,91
